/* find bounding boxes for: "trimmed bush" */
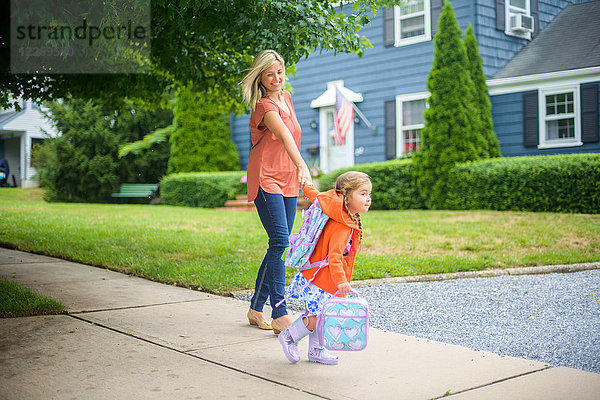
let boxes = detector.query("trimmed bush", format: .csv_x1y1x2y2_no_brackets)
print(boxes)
318,159,426,210
446,153,600,213
161,171,246,208
168,88,240,174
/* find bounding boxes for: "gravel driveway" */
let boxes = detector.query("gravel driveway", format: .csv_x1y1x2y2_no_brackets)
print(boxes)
242,269,600,374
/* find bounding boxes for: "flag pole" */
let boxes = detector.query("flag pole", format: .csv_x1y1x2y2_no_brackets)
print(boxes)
351,102,376,133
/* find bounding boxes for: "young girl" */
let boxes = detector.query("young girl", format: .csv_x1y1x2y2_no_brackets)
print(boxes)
278,171,372,365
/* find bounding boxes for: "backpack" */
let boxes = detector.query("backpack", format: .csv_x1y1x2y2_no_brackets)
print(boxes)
275,199,352,308
284,199,330,272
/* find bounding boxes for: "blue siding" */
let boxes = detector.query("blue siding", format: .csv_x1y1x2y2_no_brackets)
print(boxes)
475,0,585,78
492,82,600,157
230,114,251,170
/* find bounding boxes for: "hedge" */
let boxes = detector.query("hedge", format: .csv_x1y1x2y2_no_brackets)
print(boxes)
318,159,426,210
445,153,600,213
160,171,246,208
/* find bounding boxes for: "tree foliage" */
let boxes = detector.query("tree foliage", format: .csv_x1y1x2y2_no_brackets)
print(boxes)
34,99,121,202
33,99,172,202
464,24,501,158
1,1,401,112
413,1,489,209
167,88,240,173
114,104,173,183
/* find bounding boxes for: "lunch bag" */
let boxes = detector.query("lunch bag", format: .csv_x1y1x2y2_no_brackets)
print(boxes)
316,289,369,351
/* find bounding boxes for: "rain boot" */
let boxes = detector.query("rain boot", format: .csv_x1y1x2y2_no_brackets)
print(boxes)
278,317,311,363
307,330,339,365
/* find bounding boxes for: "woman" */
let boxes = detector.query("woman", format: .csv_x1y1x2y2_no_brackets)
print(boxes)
240,49,312,334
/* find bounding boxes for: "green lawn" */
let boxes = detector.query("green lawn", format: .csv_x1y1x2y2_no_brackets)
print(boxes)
1,188,599,294
0,278,64,317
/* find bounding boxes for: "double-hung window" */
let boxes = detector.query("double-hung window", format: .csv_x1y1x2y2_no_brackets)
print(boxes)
505,0,532,39
394,0,431,46
539,87,581,148
396,93,429,156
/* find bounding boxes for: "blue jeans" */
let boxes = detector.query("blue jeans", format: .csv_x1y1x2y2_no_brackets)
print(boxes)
251,187,297,319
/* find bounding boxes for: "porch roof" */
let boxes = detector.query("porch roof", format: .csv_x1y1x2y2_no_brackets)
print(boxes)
310,80,363,108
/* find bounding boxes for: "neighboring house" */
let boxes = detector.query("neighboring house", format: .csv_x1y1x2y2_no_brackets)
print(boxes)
0,100,59,187
230,0,600,172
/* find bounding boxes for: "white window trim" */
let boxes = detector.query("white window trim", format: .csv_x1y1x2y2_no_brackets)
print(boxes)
394,0,431,47
505,0,532,40
395,92,430,157
538,86,583,149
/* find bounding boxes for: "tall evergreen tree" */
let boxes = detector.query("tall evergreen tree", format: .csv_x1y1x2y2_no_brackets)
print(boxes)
36,99,120,202
167,88,240,174
413,0,488,208
464,24,502,158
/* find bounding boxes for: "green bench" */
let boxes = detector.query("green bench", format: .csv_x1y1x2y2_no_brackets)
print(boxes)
111,183,159,202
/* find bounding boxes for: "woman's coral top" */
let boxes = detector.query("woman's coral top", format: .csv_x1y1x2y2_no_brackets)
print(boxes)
247,90,301,202
301,185,362,295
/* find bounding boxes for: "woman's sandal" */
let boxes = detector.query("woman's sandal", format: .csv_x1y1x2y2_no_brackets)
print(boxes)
247,310,272,330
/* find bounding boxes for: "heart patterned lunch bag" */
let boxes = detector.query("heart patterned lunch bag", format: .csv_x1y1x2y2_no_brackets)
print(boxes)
316,289,369,351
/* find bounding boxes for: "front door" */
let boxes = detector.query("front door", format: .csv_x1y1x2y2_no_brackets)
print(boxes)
319,107,354,173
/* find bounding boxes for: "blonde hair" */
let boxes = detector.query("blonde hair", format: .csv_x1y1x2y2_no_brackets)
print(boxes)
335,171,371,243
239,49,286,110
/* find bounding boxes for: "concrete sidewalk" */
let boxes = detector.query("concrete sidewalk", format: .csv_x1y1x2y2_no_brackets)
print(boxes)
1,247,599,400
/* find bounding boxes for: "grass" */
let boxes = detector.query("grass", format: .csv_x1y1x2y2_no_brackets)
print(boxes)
0,188,599,294
0,278,65,317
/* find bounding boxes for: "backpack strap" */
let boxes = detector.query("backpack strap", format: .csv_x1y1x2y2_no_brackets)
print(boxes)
275,228,354,308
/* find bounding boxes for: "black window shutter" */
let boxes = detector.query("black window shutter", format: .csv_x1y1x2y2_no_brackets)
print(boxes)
496,0,505,31
581,84,599,144
384,7,395,47
431,0,443,36
385,100,397,160
523,91,539,147
530,0,539,37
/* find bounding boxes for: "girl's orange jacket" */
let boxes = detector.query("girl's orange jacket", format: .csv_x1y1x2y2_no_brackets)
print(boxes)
301,185,362,295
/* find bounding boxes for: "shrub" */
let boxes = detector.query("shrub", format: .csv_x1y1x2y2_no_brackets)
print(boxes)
446,153,600,213
168,88,240,174
160,171,246,208
318,159,426,210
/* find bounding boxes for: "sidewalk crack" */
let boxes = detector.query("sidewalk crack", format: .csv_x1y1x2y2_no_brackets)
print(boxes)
433,366,553,399
67,313,330,399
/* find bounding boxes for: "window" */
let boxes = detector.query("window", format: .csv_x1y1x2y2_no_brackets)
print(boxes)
394,0,431,46
30,138,45,167
505,0,532,39
539,87,581,149
396,93,429,156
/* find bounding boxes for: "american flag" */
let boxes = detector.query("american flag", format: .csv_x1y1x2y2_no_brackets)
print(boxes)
333,87,354,146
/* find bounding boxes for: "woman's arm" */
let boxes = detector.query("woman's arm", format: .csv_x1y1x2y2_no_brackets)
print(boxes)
263,111,312,187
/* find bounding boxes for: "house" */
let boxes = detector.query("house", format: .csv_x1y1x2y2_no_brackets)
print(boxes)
0,100,59,187
230,0,600,173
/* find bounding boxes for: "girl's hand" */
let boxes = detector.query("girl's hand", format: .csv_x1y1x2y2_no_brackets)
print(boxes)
336,282,351,294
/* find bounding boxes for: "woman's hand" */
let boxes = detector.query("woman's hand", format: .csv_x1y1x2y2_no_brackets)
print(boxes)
336,282,351,294
297,163,312,188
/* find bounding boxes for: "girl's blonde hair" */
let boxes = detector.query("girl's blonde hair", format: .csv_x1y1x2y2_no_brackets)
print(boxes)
335,171,371,243
239,49,286,111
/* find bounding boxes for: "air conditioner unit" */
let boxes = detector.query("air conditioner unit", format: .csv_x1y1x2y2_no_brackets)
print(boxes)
509,13,534,33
